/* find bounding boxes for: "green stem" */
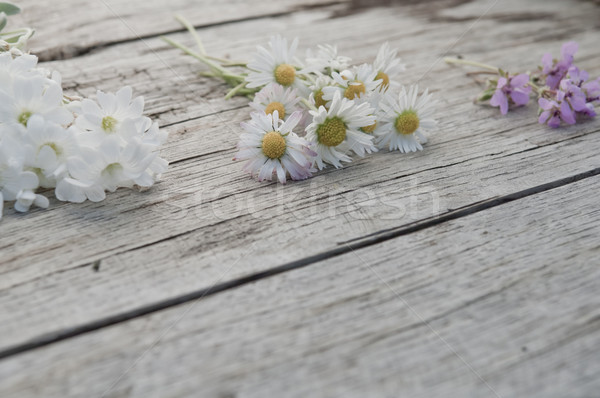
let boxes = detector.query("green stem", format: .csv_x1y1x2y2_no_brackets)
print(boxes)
174,14,206,54
527,81,545,94
162,36,248,88
300,97,317,111
161,36,230,78
444,57,499,73
206,55,247,67
224,81,247,100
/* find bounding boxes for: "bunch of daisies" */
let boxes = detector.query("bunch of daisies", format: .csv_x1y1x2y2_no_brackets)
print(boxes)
445,41,599,128
0,5,168,220
165,19,437,184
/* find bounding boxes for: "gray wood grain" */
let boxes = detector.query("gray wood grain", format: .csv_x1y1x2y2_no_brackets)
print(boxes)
1,177,598,397
1,0,599,354
13,0,347,61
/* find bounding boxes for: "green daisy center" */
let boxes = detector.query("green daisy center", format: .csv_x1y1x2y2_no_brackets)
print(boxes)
42,142,63,157
317,117,346,147
18,111,32,127
262,131,287,159
395,111,420,135
103,162,123,176
274,63,296,86
102,116,118,133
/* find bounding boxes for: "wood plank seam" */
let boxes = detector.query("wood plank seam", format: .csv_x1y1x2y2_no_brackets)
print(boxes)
35,2,347,62
0,128,596,289
0,168,597,362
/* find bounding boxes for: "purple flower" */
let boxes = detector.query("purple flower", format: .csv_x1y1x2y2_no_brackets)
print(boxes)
565,66,599,117
541,41,578,90
560,78,589,113
538,95,576,128
489,73,532,115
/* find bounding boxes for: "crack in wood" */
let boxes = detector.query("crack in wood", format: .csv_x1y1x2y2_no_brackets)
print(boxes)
0,167,597,361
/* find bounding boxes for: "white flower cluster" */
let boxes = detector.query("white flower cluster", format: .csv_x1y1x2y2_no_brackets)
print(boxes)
234,37,437,183
0,52,168,220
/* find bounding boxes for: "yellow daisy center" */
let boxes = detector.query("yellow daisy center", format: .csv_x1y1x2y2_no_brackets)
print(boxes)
18,111,32,127
317,117,346,147
102,116,118,133
344,81,366,100
395,111,420,135
376,71,390,89
361,120,377,134
274,63,296,86
314,90,327,109
265,101,286,119
262,131,287,159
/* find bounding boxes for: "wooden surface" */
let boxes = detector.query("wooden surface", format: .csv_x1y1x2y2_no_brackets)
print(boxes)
1,0,599,396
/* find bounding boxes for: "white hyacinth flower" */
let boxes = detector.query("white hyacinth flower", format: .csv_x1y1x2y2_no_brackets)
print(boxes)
0,52,40,91
375,85,437,153
305,91,377,169
56,138,158,203
0,134,48,217
25,115,79,187
0,75,73,132
75,86,145,146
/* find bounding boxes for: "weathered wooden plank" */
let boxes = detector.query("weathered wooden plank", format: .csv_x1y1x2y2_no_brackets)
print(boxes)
1,0,599,352
1,125,598,352
12,0,348,61
1,177,598,397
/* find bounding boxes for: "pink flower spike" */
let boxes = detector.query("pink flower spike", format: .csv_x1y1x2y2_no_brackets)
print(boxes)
561,41,579,62
490,89,508,115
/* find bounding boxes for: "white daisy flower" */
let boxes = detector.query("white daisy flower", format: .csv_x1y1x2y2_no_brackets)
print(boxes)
305,91,377,169
322,63,382,104
75,86,145,145
373,42,406,90
0,75,73,132
308,75,334,110
249,83,301,121
246,36,308,95
24,115,79,187
354,89,384,135
234,110,316,184
304,44,352,74
375,85,437,153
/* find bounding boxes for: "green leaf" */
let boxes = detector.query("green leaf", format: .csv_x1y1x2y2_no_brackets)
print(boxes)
0,13,7,32
478,87,495,102
0,2,20,16
478,92,493,102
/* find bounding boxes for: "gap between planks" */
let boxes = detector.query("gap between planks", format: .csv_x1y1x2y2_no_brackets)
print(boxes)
0,167,598,361
25,1,349,62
